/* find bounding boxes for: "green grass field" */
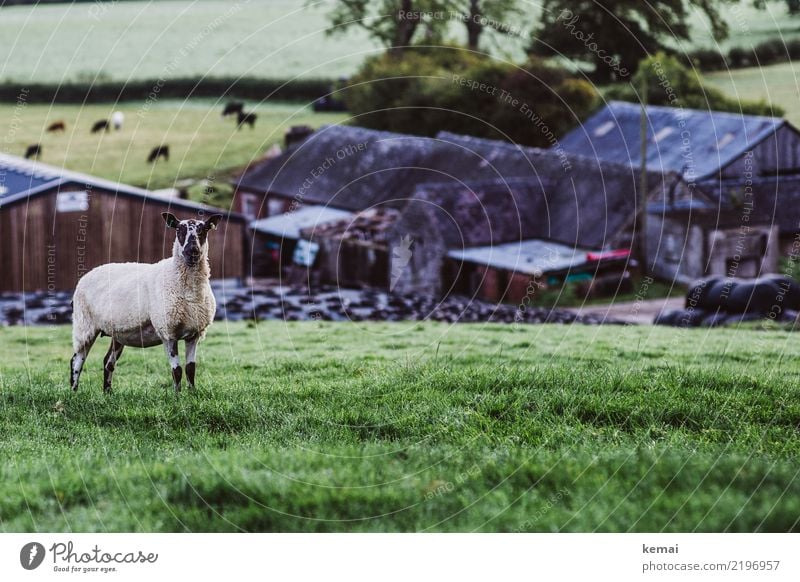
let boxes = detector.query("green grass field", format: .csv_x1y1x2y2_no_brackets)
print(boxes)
0,101,346,195
707,62,800,126
1,321,799,532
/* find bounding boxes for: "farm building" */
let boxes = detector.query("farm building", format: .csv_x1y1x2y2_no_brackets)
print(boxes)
249,205,353,276
232,124,587,222
0,153,246,293
237,126,665,295
389,175,642,300
559,100,800,183
649,176,780,282
560,101,798,262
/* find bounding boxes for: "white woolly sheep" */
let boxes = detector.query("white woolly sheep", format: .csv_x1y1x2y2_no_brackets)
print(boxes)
111,111,124,131
70,212,223,393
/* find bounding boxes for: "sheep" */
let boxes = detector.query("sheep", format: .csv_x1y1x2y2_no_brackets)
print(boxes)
111,111,124,131
70,212,223,393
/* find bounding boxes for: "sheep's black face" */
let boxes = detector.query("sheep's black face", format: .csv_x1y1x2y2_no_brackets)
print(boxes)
177,220,204,266
162,213,223,267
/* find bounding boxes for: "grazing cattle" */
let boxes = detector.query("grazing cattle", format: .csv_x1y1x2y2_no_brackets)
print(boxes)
237,111,257,129
147,145,169,163
24,144,42,160
70,213,223,393
221,101,245,117
47,121,66,133
91,119,110,133
111,111,124,131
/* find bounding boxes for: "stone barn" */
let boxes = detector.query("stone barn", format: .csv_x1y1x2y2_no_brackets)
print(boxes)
388,167,649,300
649,176,780,283
0,153,246,292
234,124,606,280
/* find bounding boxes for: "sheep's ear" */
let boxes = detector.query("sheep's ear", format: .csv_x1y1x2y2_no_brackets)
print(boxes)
162,212,179,228
204,214,223,231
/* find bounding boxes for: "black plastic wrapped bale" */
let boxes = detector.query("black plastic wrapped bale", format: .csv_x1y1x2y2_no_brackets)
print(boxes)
763,274,800,310
685,277,721,310
727,279,782,315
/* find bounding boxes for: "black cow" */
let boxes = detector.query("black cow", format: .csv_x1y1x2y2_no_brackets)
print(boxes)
237,111,257,129
222,101,245,117
24,144,42,160
147,145,169,163
91,119,109,133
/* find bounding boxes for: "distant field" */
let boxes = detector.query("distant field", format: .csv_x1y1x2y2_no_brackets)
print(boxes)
0,0,796,85
0,101,347,195
0,0,379,83
706,62,800,125
0,0,530,84
1,321,799,532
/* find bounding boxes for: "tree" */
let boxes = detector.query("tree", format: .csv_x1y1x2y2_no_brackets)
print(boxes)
343,49,598,146
530,0,735,82
320,0,522,54
456,0,523,51
323,0,453,55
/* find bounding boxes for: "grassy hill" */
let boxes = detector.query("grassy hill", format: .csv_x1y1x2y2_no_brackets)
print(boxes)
1,321,798,532
0,101,347,194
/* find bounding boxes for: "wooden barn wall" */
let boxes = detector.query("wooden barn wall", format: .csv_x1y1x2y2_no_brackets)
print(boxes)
0,187,245,293
721,126,800,179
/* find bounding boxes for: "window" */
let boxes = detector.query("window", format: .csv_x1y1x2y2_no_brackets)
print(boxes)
594,121,615,137
652,127,674,143
716,133,736,150
241,193,260,219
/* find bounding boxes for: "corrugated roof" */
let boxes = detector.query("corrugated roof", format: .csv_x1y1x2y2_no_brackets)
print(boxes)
0,152,242,219
448,239,593,276
559,101,788,181
250,205,353,239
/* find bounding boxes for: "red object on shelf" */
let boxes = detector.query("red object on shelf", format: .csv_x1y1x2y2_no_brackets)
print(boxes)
586,249,631,262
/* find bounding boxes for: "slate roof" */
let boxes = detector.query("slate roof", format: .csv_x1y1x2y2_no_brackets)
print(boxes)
236,126,666,247
559,101,791,181
234,125,600,212
0,154,61,201
0,152,242,219
430,133,666,249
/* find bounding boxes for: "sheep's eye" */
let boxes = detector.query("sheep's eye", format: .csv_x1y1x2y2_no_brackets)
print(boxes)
177,224,187,244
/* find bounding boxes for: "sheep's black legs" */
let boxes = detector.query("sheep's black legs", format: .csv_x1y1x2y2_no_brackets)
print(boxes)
102,339,124,394
185,336,198,390
163,339,182,392
70,334,97,391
